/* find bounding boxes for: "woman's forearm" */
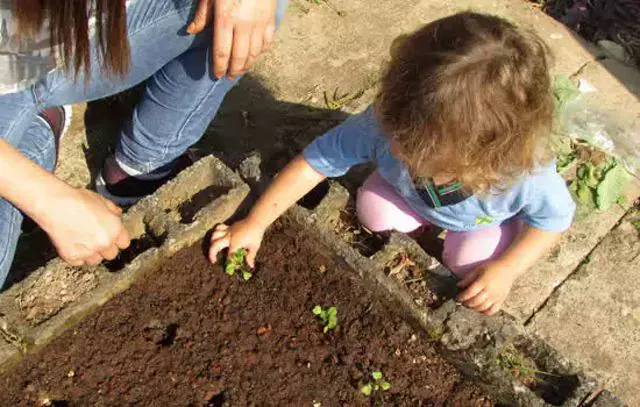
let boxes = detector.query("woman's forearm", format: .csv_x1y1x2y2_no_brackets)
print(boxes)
0,139,72,223
246,154,326,229
496,224,561,277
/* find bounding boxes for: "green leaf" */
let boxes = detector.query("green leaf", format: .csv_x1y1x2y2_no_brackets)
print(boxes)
596,163,629,210
242,270,253,281
380,381,391,391
631,220,640,232
553,75,580,114
232,248,248,263
360,384,372,396
312,306,323,315
225,262,236,276
372,371,383,380
556,153,575,174
576,183,595,207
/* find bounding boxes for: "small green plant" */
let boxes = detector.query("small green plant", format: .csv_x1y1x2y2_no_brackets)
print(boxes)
323,88,365,110
632,219,640,232
312,305,338,333
225,248,253,281
360,370,391,396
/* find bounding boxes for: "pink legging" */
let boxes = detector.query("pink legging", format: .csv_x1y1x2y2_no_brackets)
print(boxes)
356,172,522,277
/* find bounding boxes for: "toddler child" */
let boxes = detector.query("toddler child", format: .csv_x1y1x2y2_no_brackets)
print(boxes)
209,12,576,315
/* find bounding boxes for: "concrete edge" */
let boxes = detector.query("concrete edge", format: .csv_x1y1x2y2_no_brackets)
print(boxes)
294,180,625,406
0,155,249,375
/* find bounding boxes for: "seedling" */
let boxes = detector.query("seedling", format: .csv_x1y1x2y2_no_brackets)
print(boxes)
224,248,253,281
360,370,391,396
324,88,364,110
312,305,338,333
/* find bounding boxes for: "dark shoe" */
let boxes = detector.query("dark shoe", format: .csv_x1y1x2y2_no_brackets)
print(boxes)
37,105,72,167
95,152,196,206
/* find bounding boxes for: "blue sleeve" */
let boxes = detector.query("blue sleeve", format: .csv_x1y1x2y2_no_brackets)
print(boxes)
521,166,576,232
303,106,386,177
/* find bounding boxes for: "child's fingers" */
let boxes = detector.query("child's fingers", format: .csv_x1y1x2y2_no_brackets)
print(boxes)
211,226,229,241
456,270,479,288
486,302,502,316
209,235,230,264
246,246,257,269
464,290,489,308
476,300,494,313
457,280,483,302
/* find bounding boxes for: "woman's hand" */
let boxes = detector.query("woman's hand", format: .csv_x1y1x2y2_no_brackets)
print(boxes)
187,0,278,79
38,188,131,267
456,262,517,316
209,218,266,268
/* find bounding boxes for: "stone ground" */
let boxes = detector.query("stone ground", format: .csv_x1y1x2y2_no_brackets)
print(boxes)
5,0,640,404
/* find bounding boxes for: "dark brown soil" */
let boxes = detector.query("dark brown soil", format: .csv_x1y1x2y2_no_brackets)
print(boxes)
0,222,490,406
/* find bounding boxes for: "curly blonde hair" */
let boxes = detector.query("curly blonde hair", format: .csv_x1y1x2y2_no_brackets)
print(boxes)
375,12,554,193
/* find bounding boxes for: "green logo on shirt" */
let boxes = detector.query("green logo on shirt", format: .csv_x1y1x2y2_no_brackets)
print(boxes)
475,216,493,225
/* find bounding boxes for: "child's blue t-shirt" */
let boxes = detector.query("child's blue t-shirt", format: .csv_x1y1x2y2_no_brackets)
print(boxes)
303,106,576,233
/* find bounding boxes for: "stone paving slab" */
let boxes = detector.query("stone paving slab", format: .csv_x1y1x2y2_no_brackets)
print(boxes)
504,36,640,322
529,212,640,406
258,0,595,107
506,179,640,321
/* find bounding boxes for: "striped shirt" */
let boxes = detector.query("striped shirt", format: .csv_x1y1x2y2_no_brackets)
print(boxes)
0,0,136,95
0,0,56,95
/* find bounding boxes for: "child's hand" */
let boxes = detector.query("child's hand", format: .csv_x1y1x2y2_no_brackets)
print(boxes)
208,219,266,268
455,262,517,316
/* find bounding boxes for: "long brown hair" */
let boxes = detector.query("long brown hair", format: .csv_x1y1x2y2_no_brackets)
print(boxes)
14,0,130,78
376,12,554,193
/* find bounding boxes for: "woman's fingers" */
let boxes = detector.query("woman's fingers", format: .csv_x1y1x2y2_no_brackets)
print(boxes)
100,245,120,261
213,1,235,78
85,254,103,266
244,26,264,72
187,0,213,34
228,23,252,78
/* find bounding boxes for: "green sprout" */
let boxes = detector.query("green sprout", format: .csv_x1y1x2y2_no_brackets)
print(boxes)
312,305,338,333
323,88,365,110
360,370,391,396
224,248,253,281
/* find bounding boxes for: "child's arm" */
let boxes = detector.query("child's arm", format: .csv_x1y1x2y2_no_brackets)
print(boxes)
456,225,561,315
209,154,325,267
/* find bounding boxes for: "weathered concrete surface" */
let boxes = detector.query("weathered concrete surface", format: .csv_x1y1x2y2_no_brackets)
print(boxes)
258,0,595,107
506,179,640,321
529,212,640,405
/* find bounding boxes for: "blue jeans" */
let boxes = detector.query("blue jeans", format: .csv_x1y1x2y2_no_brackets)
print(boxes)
0,0,288,288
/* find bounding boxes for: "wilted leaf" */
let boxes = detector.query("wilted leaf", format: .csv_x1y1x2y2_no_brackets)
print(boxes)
596,163,629,210
553,75,580,114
